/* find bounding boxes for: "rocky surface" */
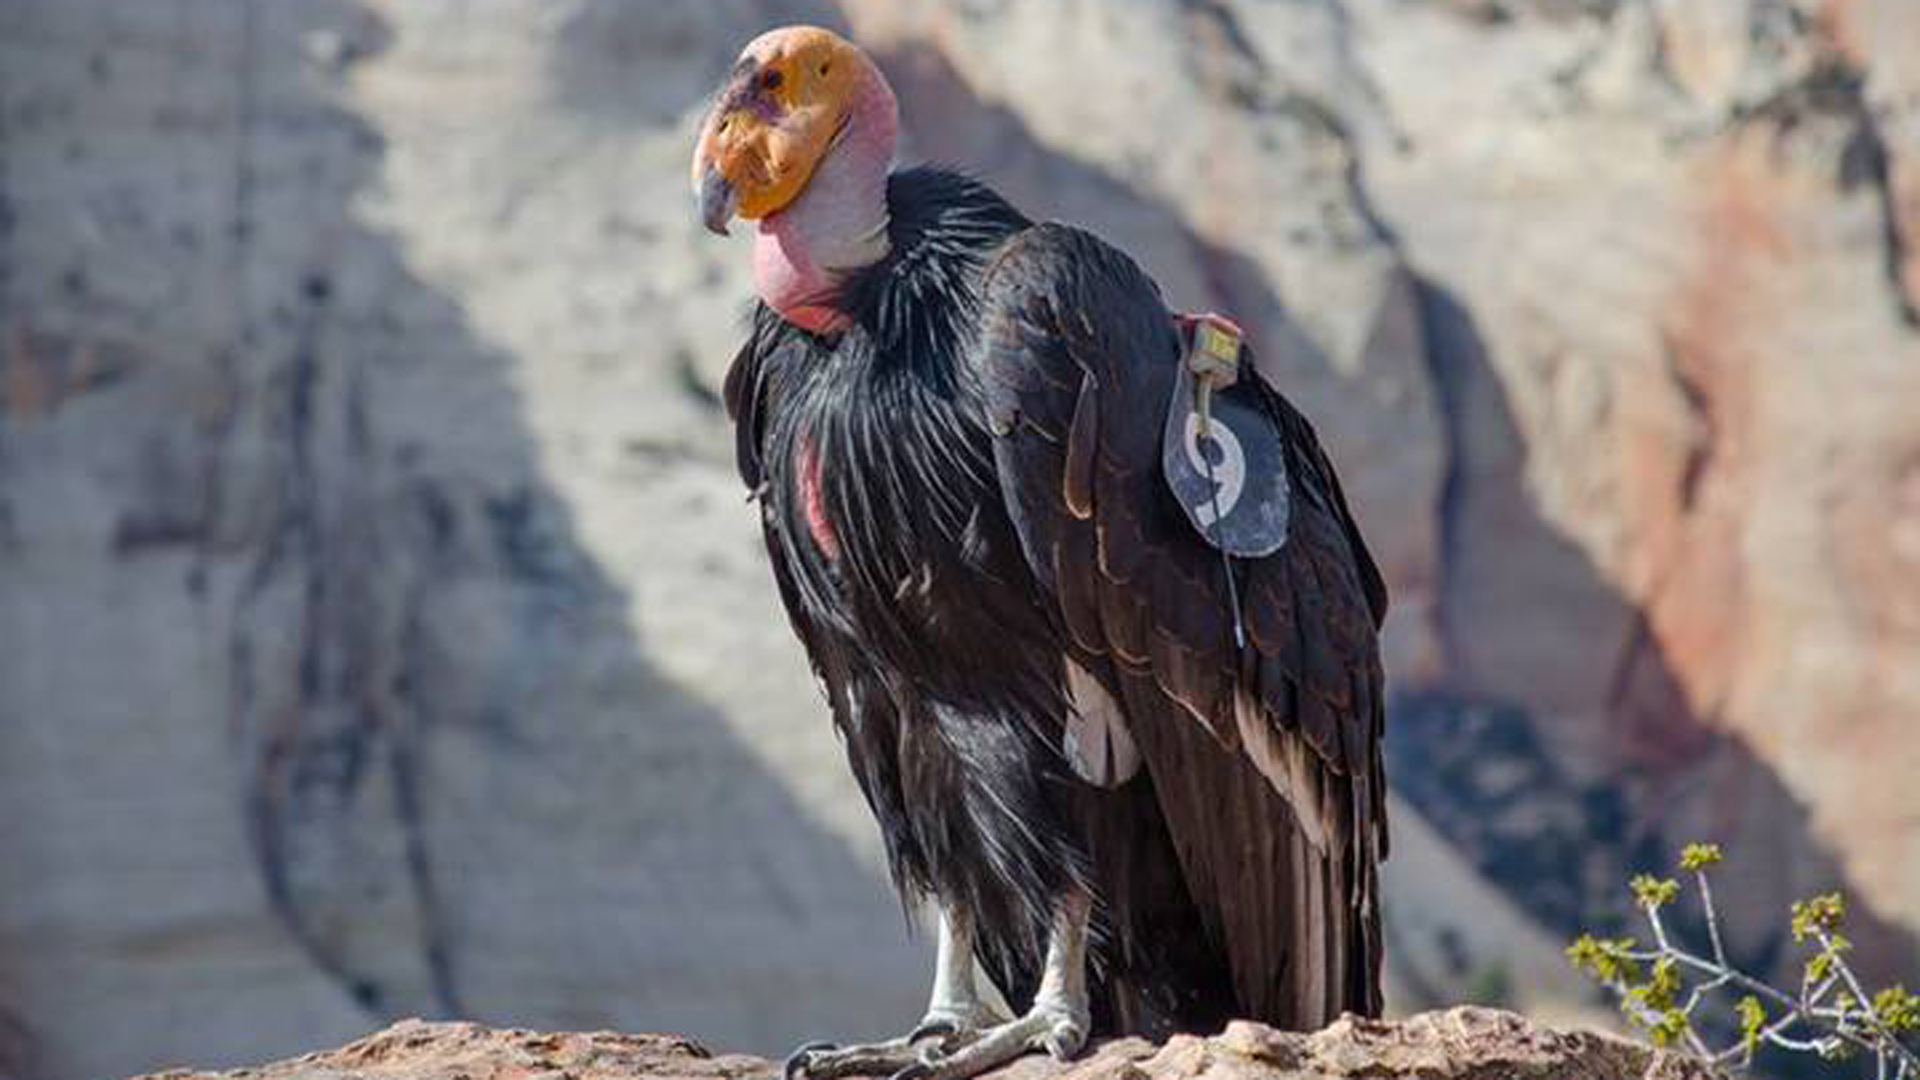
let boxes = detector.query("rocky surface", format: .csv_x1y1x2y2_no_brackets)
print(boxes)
136,1010,1710,1080
2,0,1916,1078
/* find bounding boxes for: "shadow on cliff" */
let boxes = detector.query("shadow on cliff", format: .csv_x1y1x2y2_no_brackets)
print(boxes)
211,0,920,1059
860,25,1918,1019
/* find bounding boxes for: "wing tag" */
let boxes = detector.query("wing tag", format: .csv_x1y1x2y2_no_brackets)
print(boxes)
1162,316,1290,557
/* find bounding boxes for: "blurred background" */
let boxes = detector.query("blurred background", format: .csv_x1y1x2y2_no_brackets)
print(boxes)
2,0,1916,1077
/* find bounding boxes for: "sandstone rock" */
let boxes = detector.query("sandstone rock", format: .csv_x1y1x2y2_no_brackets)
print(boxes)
134,1010,1709,1080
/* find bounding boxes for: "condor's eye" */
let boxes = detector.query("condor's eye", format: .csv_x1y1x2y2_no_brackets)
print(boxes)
761,69,783,91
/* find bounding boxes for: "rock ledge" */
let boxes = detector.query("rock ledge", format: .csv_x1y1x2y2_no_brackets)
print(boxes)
136,1007,1711,1080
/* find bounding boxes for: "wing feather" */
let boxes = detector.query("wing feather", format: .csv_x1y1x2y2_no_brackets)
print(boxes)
1063,373,1100,520
976,223,1388,1023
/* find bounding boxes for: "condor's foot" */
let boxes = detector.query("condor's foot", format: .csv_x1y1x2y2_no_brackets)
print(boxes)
786,900,1009,1080
781,1037,923,1080
781,1007,1001,1080
889,998,1088,1080
892,892,1093,1080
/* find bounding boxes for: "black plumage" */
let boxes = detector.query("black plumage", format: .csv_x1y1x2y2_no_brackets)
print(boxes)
725,167,1388,1035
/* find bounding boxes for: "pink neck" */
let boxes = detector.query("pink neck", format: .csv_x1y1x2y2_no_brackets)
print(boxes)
754,65,897,334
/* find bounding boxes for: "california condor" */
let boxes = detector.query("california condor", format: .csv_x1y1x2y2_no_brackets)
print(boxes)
690,25,1389,1080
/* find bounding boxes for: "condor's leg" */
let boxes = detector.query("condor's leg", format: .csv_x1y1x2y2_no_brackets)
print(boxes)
897,891,1093,1080
912,904,1007,1036
783,903,1003,1080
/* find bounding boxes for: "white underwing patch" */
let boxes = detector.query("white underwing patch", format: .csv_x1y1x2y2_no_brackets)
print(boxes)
1062,659,1140,787
1234,688,1329,852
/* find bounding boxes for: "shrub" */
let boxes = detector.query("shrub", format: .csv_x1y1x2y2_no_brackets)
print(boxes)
1567,843,1918,1077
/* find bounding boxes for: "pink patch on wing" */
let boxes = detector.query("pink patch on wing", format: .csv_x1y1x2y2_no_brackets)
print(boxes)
794,434,841,561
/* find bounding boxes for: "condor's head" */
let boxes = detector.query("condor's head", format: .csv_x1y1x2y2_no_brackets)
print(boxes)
691,26,898,332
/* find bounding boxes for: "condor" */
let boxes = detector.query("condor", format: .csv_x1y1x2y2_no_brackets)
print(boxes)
691,26,1390,1080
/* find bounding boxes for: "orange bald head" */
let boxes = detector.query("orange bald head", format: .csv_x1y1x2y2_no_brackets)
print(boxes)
691,26,873,234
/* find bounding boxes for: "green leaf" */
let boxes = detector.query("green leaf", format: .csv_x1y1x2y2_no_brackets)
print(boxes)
1566,934,1642,985
1566,934,1602,974
1807,951,1833,985
1641,957,1680,1011
1874,984,1920,1034
1648,1009,1690,1048
1737,995,1765,1055
1791,894,1846,942
1678,843,1723,871
1631,874,1680,909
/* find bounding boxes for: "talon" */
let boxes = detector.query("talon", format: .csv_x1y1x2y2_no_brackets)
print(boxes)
906,1018,955,1043
783,1040,836,1080
1043,1025,1085,1062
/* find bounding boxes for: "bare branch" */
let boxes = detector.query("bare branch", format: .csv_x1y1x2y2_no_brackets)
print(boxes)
1695,871,1729,967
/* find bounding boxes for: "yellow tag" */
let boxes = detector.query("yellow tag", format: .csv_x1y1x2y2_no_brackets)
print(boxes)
1189,317,1242,384
1196,320,1239,363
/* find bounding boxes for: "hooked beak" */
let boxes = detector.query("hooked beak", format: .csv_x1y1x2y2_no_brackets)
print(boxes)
699,166,737,237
